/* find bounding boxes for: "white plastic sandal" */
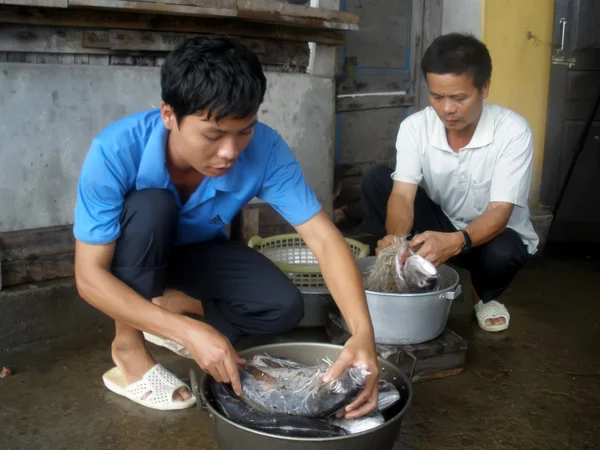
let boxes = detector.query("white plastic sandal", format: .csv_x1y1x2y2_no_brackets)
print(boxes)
143,332,193,359
102,364,196,411
474,300,510,332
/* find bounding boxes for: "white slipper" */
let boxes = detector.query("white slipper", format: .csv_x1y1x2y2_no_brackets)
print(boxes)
102,364,196,411
143,332,193,359
474,300,510,332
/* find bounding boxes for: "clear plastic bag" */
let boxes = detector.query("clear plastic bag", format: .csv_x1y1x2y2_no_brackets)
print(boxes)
238,354,370,418
365,236,440,293
212,353,403,438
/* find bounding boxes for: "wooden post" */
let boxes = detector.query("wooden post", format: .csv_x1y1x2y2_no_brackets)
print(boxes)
307,0,340,78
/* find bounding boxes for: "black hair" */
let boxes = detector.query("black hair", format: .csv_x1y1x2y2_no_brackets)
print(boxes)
421,33,492,90
161,35,267,123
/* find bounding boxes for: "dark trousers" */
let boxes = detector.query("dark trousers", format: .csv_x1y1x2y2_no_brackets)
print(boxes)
360,165,529,302
111,188,304,344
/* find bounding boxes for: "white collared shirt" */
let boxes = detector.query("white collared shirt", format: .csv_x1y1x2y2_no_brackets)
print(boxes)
392,102,539,254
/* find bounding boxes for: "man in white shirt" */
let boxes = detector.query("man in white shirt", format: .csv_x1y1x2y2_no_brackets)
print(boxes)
360,33,539,332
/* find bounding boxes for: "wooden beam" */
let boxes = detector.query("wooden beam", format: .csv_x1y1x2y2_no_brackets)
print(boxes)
0,5,345,44
0,0,66,7
0,25,310,67
237,0,359,30
336,94,415,112
68,0,237,18
0,225,75,288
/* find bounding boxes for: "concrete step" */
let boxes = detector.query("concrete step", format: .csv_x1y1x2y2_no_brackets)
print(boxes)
0,277,109,350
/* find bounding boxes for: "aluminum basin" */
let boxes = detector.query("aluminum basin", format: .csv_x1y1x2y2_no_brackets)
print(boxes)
342,257,462,345
196,342,412,450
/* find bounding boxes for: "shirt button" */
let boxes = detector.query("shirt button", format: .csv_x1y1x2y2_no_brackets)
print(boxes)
460,175,466,181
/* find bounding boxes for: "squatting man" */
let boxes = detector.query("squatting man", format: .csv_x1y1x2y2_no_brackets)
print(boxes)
73,36,379,413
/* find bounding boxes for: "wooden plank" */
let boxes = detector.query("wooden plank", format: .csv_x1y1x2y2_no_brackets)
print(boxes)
68,0,237,18
237,9,358,31
336,94,415,112
1,253,74,287
0,25,109,54
0,225,73,262
0,0,66,7
0,6,345,44
0,25,309,67
237,0,359,25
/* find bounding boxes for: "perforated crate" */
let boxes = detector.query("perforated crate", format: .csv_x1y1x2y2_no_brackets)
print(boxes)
247,233,370,289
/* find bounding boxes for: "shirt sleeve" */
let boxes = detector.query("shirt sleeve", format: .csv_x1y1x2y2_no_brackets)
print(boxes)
391,118,423,184
73,140,128,244
490,130,534,208
257,132,322,227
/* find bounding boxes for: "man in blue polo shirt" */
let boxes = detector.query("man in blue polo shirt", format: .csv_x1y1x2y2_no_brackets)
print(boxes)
73,36,378,415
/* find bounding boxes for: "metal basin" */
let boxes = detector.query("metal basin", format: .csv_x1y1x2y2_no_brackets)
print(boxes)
342,257,462,345
195,342,412,450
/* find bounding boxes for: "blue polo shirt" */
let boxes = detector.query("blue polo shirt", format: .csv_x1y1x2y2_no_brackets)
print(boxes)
73,108,322,246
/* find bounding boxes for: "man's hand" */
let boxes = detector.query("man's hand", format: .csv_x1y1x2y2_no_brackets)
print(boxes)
376,234,400,255
182,320,245,395
323,334,380,419
410,231,463,266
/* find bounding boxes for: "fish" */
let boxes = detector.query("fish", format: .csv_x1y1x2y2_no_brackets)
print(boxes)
250,354,402,413
377,379,401,412
365,236,440,293
212,380,349,438
397,252,439,293
239,360,369,418
331,410,385,434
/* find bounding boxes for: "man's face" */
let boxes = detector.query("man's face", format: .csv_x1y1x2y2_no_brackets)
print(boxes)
426,73,489,132
161,102,257,177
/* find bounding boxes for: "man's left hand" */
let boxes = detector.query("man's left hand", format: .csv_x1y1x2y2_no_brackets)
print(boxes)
410,231,463,266
323,334,379,419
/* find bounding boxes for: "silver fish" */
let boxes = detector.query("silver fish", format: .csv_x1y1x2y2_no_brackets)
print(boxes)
239,361,369,418
331,410,385,434
365,236,440,293
377,379,401,411
398,253,440,292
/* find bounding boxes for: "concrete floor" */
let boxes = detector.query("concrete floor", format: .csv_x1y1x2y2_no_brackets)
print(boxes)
1,249,599,450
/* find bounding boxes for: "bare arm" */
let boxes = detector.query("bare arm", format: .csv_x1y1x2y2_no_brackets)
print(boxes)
74,240,244,394
74,240,190,339
465,202,514,246
295,210,379,418
385,181,418,236
412,202,515,266
295,211,374,338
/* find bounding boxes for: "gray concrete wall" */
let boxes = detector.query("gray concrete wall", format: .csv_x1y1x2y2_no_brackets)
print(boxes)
442,0,482,38
0,64,334,233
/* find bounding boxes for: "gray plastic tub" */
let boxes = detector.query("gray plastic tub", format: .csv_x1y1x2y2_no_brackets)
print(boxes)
194,342,412,450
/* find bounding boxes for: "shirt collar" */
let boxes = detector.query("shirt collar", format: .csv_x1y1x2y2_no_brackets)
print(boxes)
136,120,246,193
463,102,493,149
136,121,171,191
431,102,494,152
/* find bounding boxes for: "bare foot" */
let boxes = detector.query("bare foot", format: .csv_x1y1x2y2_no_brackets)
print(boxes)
472,287,507,328
111,337,191,401
153,289,204,316
484,317,506,327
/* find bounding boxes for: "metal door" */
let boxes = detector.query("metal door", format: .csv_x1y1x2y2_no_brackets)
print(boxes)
541,0,600,243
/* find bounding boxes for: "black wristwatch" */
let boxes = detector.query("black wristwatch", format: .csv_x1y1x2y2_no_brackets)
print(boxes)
459,229,472,253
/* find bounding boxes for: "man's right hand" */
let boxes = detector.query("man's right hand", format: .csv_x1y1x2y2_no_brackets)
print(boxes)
376,234,400,255
182,321,245,395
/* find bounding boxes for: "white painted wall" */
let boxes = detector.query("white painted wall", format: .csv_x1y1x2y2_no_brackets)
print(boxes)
442,0,482,38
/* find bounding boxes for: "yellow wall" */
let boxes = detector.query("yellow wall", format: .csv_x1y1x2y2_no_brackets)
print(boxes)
482,0,555,208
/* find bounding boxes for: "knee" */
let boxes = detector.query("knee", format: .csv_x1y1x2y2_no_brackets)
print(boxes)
361,165,394,197
122,189,178,232
269,286,305,334
481,234,528,273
